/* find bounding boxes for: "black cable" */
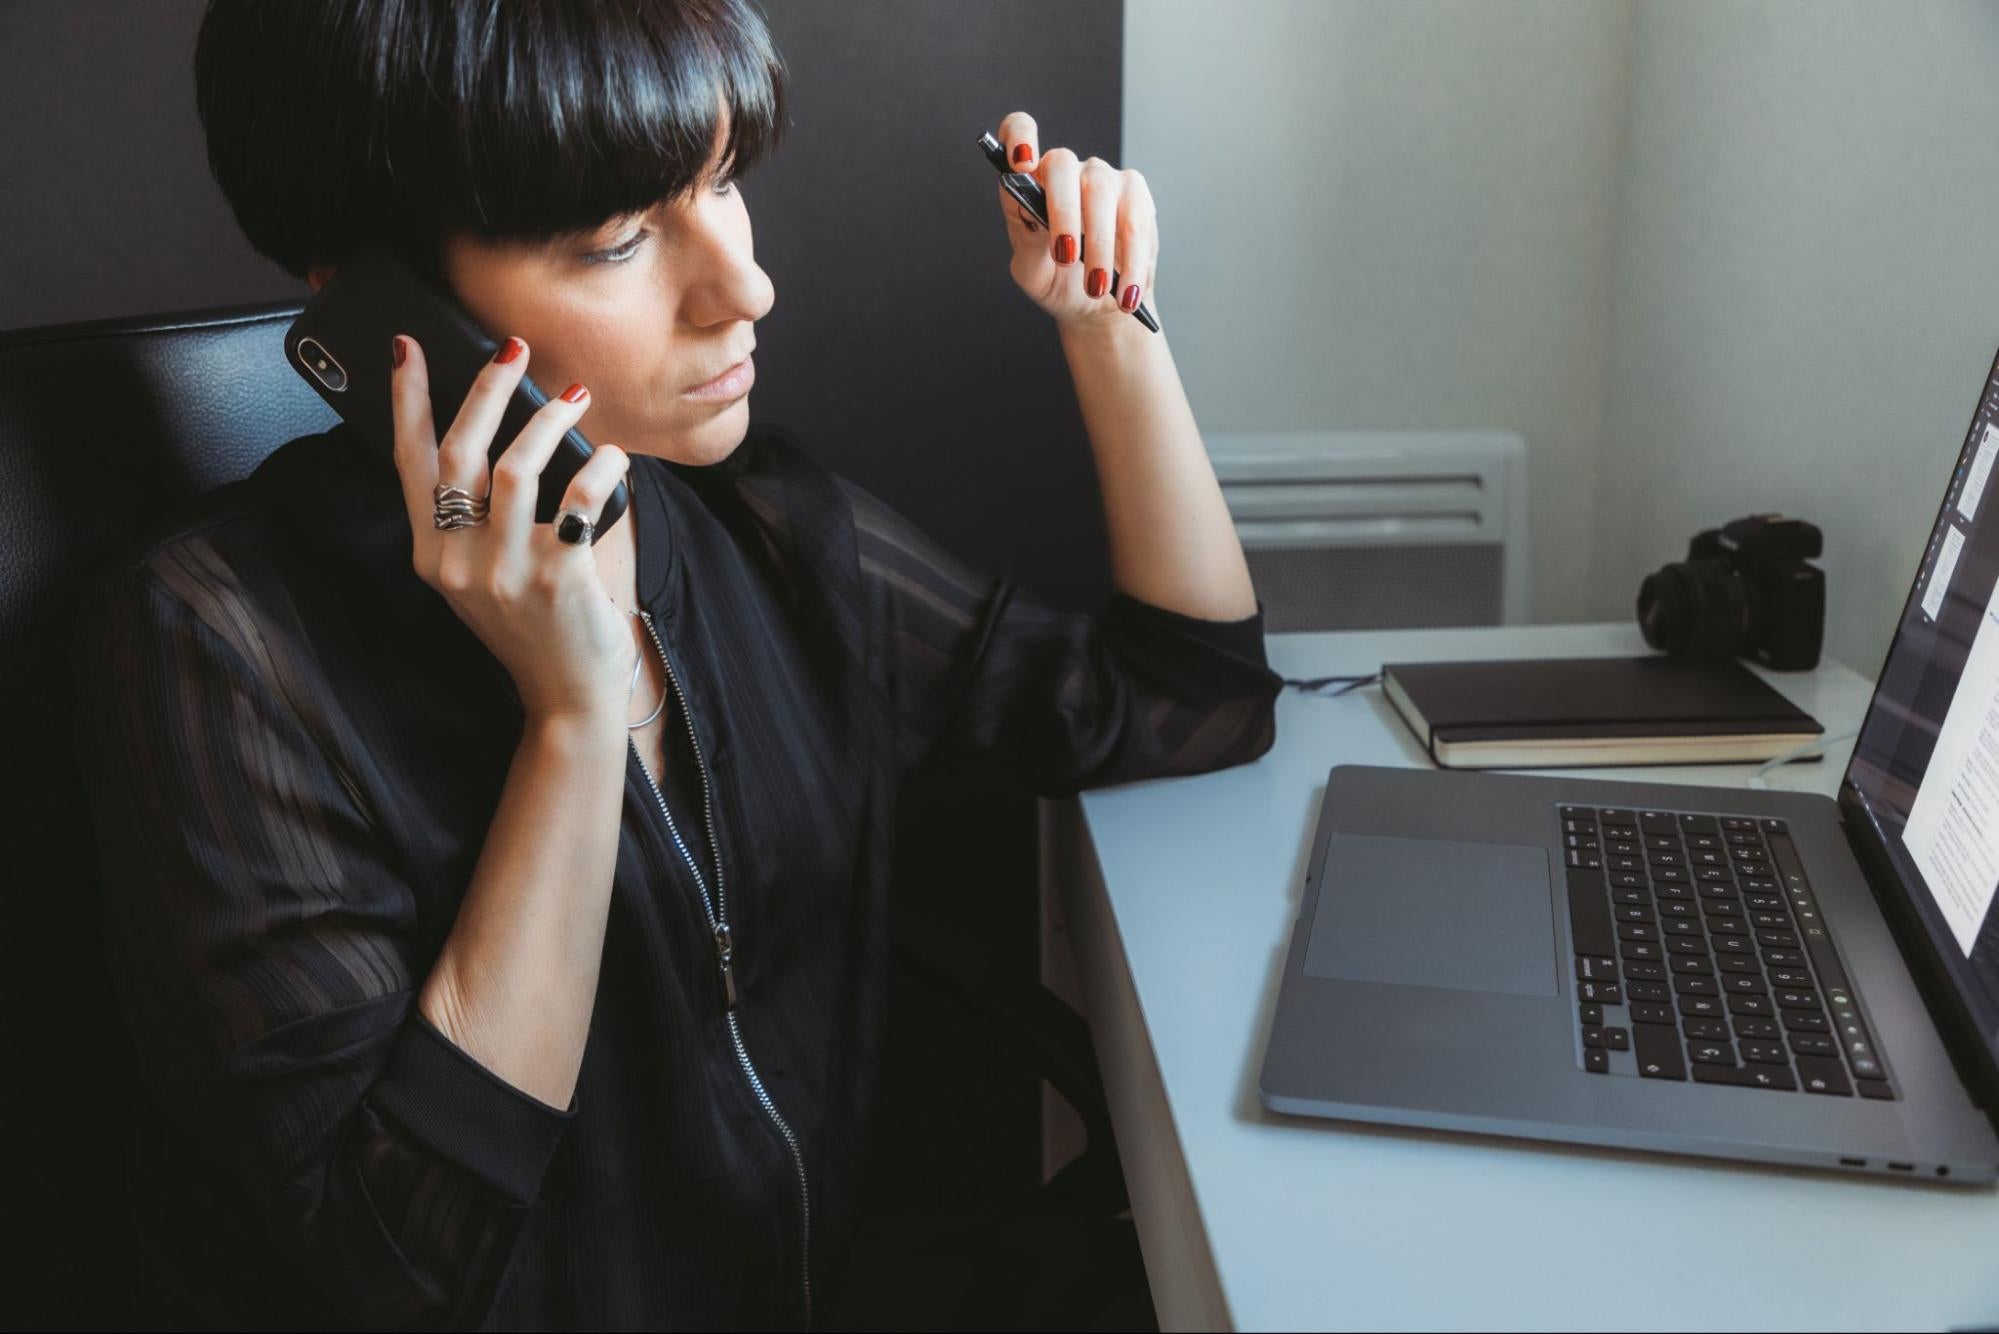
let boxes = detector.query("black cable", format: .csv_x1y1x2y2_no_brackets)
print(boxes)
1282,672,1380,697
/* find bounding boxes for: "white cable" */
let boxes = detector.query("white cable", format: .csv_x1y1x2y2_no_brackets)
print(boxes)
1745,727,1860,790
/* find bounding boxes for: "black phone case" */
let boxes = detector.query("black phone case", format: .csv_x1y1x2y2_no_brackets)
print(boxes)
282,245,629,540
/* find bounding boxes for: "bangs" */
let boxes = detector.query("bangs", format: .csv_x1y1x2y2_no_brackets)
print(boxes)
439,0,788,243
195,0,789,280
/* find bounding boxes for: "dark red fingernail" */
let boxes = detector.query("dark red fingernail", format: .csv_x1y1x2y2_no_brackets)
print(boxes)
560,382,588,404
1054,233,1077,265
1085,268,1109,298
391,335,407,368
1012,142,1032,165
493,336,524,365
1120,283,1142,313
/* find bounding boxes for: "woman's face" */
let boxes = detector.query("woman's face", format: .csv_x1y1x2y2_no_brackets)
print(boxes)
438,111,773,468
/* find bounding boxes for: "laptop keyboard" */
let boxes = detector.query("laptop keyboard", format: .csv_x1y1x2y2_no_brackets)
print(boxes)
1559,805,1896,1099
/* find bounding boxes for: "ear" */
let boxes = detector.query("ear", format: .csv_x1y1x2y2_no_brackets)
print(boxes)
307,259,334,294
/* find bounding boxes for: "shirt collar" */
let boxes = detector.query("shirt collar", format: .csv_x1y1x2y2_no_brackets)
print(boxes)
633,450,677,613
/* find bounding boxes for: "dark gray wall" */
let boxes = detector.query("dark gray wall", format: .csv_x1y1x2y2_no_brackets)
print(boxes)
0,0,1125,611
0,5,297,326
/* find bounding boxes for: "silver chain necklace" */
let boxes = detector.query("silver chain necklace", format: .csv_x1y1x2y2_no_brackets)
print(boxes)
625,607,665,729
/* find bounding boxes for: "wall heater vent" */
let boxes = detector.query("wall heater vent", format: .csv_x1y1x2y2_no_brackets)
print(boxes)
1205,430,1530,632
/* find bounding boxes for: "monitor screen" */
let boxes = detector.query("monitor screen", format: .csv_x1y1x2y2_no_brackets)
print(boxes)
1846,346,1999,1072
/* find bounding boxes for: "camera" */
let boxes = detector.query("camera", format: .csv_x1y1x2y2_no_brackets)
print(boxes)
1636,513,1825,671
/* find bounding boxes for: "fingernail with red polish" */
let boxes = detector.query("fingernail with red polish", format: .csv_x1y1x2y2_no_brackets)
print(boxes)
1012,142,1032,166
391,335,407,368
1085,268,1109,299
493,336,524,365
560,382,589,404
1054,234,1077,265
1120,283,1142,313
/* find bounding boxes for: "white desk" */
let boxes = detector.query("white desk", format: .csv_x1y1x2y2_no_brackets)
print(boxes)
1039,621,1999,1332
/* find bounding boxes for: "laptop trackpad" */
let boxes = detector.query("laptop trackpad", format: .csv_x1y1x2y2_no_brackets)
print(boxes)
1302,834,1558,996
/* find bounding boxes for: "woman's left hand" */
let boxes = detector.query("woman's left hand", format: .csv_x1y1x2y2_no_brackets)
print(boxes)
993,111,1156,334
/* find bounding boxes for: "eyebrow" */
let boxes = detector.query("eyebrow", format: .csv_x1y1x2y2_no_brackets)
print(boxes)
706,108,736,176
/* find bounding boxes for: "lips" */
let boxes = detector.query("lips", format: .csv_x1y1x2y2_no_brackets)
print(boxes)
686,349,754,394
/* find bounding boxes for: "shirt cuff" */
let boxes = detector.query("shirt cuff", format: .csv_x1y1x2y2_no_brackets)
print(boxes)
1102,590,1280,700
368,1002,579,1206
1106,589,1270,659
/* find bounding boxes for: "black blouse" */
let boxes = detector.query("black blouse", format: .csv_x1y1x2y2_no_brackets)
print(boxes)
71,419,1282,1330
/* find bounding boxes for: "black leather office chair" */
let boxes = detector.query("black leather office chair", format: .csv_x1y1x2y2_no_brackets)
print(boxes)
0,303,1131,1329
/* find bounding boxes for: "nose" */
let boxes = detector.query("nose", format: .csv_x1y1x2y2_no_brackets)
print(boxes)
676,217,774,327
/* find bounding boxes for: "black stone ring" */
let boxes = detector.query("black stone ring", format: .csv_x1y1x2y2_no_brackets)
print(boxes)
554,508,596,546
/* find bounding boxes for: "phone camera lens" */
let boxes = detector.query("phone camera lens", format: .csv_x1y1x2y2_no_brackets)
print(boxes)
296,338,349,392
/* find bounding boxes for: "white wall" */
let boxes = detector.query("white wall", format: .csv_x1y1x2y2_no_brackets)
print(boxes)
1126,0,1638,623
1586,0,1999,673
1133,0,1999,671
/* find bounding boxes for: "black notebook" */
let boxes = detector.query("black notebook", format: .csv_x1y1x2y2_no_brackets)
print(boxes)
1380,654,1825,769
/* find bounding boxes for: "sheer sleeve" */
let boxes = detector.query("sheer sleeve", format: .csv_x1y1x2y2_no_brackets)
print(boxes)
837,477,1283,797
71,551,576,1330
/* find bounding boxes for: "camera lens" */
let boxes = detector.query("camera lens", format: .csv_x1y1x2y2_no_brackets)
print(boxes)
1637,560,1750,656
1637,567,1689,651
295,338,348,392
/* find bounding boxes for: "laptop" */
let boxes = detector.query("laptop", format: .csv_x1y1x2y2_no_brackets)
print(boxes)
1259,347,1999,1184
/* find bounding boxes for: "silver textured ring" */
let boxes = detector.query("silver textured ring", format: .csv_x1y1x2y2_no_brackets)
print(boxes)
554,507,596,546
432,483,490,530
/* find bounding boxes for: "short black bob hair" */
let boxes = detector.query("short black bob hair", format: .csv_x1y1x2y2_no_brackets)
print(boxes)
195,0,788,285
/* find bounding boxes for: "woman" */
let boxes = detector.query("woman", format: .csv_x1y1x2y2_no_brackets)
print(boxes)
72,1,1281,1328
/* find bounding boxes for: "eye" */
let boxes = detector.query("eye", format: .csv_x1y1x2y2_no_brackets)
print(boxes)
581,230,647,267
580,176,736,265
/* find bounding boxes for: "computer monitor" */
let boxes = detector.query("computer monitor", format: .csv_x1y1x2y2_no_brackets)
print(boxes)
1845,344,1999,1101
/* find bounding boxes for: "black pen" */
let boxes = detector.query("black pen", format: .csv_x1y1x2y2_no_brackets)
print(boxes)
976,131,1160,334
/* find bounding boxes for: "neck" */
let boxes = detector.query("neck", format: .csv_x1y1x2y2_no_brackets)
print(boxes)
593,498,642,616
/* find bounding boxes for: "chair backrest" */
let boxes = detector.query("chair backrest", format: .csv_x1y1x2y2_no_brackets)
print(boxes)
0,302,333,1328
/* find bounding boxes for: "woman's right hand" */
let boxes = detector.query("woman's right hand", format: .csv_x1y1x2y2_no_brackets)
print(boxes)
389,333,637,724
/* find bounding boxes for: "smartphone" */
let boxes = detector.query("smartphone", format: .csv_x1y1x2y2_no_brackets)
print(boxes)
283,244,628,541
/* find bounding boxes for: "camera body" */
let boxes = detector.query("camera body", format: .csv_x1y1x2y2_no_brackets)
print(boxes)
1636,513,1825,671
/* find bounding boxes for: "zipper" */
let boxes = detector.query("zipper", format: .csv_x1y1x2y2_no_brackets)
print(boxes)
629,608,814,1328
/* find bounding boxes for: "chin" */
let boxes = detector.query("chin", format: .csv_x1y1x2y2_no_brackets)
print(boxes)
671,402,752,466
